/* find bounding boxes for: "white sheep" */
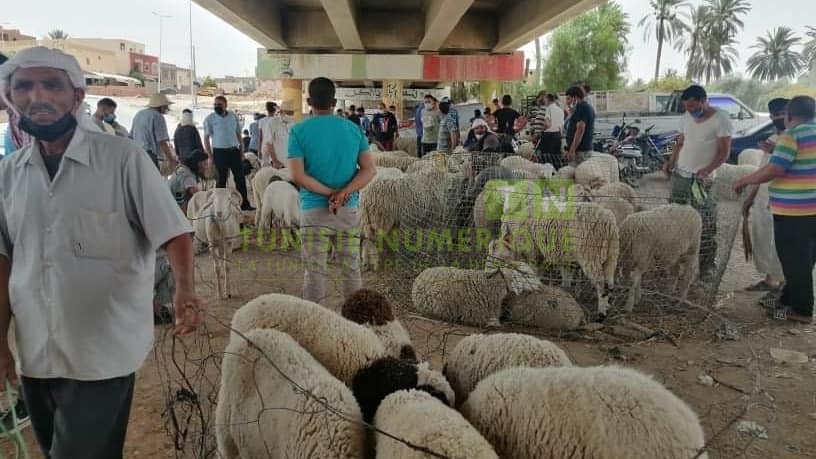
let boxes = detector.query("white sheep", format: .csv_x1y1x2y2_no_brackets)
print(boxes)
503,286,586,330
619,204,702,312
411,263,542,328
714,163,758,202
500,156,554,179
360,176,404,271
443,333,571,405
374,151,419,171
257,180,300,246
575,154,620,188
187,189,243,299
461,366,708,459
230,293,387,385
583,182,637,205
737,148,764,167
406,158,447,175
556,165,575,179
395,137,418,157
216,328,366,459
494,201,620,318
516,141,535,160
373,390,498,459
251,166,294,224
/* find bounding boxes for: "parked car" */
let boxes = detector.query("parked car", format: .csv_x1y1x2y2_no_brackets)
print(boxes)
729,119,775,163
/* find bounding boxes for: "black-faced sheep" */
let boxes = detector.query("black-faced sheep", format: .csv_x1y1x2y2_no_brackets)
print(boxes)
341,288,417,362
373,390,498,459
216,328,366,459
443,333,571,405
461,366,708,459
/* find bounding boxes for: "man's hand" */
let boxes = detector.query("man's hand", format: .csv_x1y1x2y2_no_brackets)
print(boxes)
173,287,206,336
759,139,775,154
696,166,713,179
329,189,351,213
733,177,750,195
271,159,284,169
565,149,576,163
663,159,676,176
0,347,18,387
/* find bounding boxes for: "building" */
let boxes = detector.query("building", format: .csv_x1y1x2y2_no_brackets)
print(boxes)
129,52,159,80
0,39,120,74
159,62,178,92
176,67,193,93
69,38,145,75
0,26,35,42
215,76,256,95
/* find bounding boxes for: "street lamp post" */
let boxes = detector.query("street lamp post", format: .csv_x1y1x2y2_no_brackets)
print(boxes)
152,11,171,93
189,0,197,106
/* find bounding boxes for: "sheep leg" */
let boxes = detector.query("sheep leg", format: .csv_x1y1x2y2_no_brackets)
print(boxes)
624,269,643,312
676,254,697,304
257,208,272,246
211,247,223,300
594,278,611,319
222,242,231,299
560,266,573,288
215,402,239,459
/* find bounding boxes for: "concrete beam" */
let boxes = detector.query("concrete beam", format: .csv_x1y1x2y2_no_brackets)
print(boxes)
419,0,475,51
493,0,605,53
320,0,364,50
194,0,286,50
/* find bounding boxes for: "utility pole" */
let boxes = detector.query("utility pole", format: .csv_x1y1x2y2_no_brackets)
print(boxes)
152,11,171,93
189,0,197,107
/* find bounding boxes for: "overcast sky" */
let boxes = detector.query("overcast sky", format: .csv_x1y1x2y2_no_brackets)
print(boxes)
3,0,815,82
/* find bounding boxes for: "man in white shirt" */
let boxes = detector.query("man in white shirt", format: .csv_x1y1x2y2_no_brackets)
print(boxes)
260,100,296,169
664,85,734,280
536,93,565,167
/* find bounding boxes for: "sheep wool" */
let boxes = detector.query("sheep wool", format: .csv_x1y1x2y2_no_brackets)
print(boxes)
257,180,300,245
575,155,617,188
462,366,708,459
556,165,575,179
360,176,404,271
373,390,498,459
231,294,387,385
443,333,571,404
374,151,419,171
596,196,635,227
736,148,764,167
714,163,758,202
216,328,366,459
503,286,585,330
619,204,702,311
412,267,509,327
341,289,417,361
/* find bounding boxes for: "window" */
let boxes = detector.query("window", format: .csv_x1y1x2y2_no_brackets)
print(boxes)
120,43,125,51
709,96,753,120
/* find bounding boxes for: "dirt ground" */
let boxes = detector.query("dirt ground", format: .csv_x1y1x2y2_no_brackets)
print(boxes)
4,180,816,458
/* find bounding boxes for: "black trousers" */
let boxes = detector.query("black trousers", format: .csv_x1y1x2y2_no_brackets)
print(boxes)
537,132,563,168
416,136,423,157
22,374,135,459
146,151,160,170
774,215,816,315
213,147,250,205
421,143,437,157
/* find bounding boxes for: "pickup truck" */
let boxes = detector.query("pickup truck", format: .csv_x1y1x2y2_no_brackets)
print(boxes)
594,90,766,137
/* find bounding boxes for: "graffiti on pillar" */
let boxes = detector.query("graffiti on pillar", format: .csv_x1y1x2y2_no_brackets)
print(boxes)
335,87,450,101
383,81,400,102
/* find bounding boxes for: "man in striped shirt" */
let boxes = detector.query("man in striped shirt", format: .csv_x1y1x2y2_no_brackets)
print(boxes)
735,95,816,323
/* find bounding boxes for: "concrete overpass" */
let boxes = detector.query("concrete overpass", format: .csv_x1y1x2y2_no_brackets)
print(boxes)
195,0,604,54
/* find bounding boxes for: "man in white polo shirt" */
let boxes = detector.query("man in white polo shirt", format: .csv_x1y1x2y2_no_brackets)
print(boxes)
260,100,296,169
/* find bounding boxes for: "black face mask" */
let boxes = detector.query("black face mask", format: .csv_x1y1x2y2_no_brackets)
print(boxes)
773,118,786,131
19,112,78,141
214,106,225,115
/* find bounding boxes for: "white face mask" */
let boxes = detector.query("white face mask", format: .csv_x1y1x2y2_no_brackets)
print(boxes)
424,102,433,110
475,133,484,140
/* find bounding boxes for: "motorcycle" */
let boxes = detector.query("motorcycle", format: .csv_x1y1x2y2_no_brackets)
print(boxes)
600,122,679,187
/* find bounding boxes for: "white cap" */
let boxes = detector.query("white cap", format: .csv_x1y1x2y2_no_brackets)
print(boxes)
0,46,86,95
471,118,489,129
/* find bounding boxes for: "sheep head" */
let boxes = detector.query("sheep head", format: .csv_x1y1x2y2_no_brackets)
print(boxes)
208,188,241,221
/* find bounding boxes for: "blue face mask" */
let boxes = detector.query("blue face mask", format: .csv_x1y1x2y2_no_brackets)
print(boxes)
102,113,116,123
689,108,705,119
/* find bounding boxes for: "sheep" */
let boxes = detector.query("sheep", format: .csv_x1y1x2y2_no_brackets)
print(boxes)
243,151,262,176
737,148,764,167
405,158,446,176
187,189,243,299
257,180,300,246
516,141,535,160
251,166,294,224
500,155,554,179
351,356,455,423
373,390,499,459
373,166,405,181
395,137,418,156
360,175,404,271
494,197,620,319
595,196,635,227
442,333,571,405
556,165,575,179
373,151,419,171
714,162,758,202
341,288,416,362
575,154,620,188
575,182,638,225
585,182,637,205
230,293,387,385
619,204,702,312
502,286,586,330
215,328,366,459
461,366,708,459
411,262,543,328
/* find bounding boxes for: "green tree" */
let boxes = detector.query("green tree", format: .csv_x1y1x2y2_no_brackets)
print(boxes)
47,29,69,40
129,66,146,85
542,2,631,92
638,0,689,82
802,26,816,73
534,37,543,86
202,76,217,88
677,0,749,83
644,73,692,92
746,27,803,81
674,5,710,80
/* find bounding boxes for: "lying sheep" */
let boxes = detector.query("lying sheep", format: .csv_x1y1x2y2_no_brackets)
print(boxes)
230,293,386,385
257,180,300,246
619,204,702,312
373,390,498,459
341,289,416,361
216,328,366,459
714,163,758,202
500,156,554,179
188,189,243,299
443,333,571,405
502,286,585,330
411,262,542,327
495,201,620,318
462,366,708,459
351,356,455,423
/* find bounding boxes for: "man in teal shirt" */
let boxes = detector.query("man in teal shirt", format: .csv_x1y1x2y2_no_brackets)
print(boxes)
289,77,376,304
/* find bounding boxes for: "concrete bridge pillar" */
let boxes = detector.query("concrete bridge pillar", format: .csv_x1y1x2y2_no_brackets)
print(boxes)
480,80,499,109
281,79,304,121
382,80,404,120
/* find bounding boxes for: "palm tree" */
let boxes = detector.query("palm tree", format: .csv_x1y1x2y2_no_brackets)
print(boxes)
803,26,816,73
699,32,739,83
639,0,689,82
47,29,69,40
746,27,803,81
704,0,750,38
677,0,749,83
674,5,709,80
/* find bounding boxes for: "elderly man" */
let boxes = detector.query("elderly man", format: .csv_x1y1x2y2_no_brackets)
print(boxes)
92,97,129,137
259,100,296,169
131,92,178,172
0,47,203,458
463,118,500,152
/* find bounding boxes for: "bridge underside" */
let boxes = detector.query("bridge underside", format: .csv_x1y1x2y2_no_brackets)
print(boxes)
194,0,605,54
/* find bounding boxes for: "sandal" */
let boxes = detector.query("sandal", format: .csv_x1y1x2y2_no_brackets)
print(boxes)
769,306,814,324
758,292,781,310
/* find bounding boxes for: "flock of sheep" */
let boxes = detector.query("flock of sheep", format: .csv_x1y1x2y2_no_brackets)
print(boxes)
215,289,710,459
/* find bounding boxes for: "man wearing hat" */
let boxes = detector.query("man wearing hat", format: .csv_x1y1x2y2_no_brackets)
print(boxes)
131,92,178,171
463,118,500,152
259,99,297,169
0,46,204,458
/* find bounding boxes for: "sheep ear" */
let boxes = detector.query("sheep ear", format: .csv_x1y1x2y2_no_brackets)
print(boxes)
230,189,243,208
